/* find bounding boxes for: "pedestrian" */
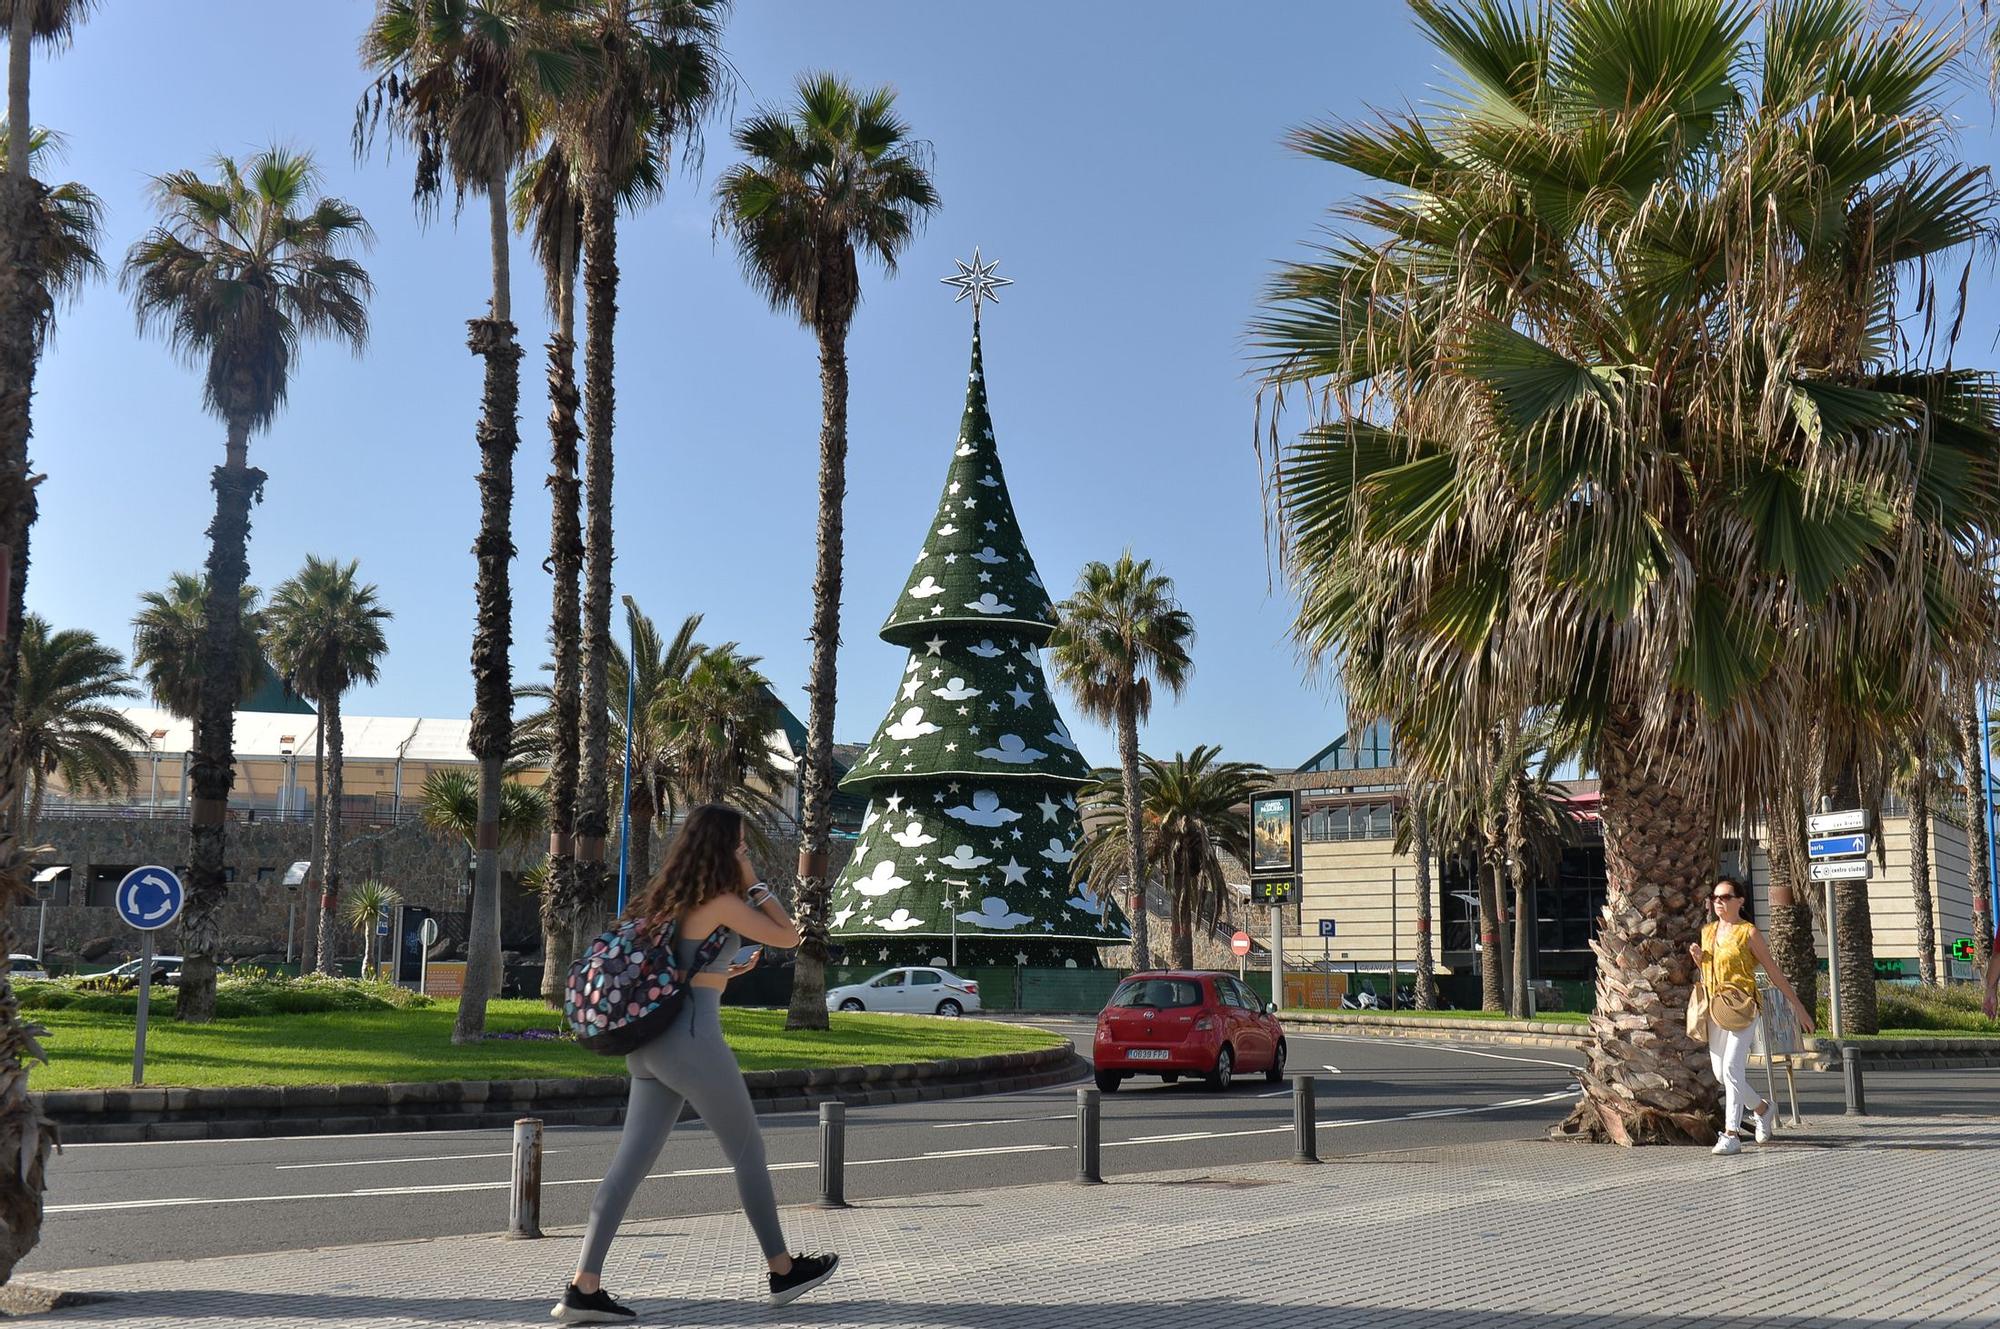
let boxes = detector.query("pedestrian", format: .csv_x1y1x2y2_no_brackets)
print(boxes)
553,804,840,1324
1983,927,1998,1020
1688,873,1813,1156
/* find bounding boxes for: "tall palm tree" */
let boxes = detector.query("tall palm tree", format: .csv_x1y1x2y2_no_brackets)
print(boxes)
1963,676,1994,973
715,73,938,1030
359,0,574,1044
13,614,145,842
0,0,96,1279
263,556,392,978
123,147,372,1024
1049,553,1195,972
1073,747,1263,969
130,575,266,720
0,124,100,343
512,138,585,1007
1254,0,2000,1142
667,639,786,811
559,0,729,946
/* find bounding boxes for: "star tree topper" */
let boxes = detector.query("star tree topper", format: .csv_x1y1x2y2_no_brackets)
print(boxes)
941,247,1013,318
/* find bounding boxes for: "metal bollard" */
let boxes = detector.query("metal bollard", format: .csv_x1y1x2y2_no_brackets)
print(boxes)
507,1118,543,1239
817,1101,849,1208
1292,1074,1319,1163
1842,1046,1867,1117
1075,1087,1103,1184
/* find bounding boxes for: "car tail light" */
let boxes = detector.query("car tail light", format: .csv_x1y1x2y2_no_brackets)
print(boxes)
961,982,978,994
1193,1015,1215,1032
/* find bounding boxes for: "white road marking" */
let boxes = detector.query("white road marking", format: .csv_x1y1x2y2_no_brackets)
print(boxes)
1310,1032,1580,1072
932,1114,1074,1130
48,1090,1580,1217
276,1150,562,1171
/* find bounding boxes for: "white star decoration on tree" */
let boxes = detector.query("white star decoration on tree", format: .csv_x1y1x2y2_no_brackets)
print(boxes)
940,247,1013,316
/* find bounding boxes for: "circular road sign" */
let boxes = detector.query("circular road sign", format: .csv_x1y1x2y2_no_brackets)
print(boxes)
115,865,185,932
419,917,440,947
1230,930,1252,957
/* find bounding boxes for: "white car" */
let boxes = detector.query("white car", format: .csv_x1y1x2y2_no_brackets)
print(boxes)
7,954,47,982
104,955,184,985
826,966,982,1018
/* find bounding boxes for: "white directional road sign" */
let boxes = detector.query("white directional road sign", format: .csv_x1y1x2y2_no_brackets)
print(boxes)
115,865,184,932
1810,859,1871,882
1807,809,1867,835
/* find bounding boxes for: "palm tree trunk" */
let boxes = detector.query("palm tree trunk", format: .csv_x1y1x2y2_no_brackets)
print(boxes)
1909,747,1937,987
1116,696,1150,972
628,787,655,890
1171,868,1194,969
1476,839,1504,1011
23,770,43,849
1964,680,1994,974
313,689,344,977
178,418,263,1023
1558,710,1719,1146
304,717,325,974
784,319,850,1033
454,178,521,1046
6,2,27,183
575,182,619,947
540,246,582,1008
1411,793,1437,1009
1506,776,1531,1019
1764,745,1818,1011
1826,761,1878,1034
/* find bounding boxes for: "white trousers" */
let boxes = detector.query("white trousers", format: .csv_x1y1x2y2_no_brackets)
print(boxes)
1707,1018,1759,1133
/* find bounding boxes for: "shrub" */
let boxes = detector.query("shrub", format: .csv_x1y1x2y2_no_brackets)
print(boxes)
1813,981,1999,1035
12,973,434,1019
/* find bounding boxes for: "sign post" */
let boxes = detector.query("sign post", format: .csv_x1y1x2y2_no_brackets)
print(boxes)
281,861,311,969
1231,930,1251,983
419,917,439,996
115,866,185,1086
1249,791,1299,1014
1806,807,1871,1046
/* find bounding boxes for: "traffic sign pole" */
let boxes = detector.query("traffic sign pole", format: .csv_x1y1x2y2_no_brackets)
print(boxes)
131,931,154,1086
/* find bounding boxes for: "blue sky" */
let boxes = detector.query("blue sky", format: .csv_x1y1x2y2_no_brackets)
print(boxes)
26,2,2000,772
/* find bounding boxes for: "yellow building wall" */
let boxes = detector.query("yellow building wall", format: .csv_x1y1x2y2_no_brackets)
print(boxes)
1293,837,1443,971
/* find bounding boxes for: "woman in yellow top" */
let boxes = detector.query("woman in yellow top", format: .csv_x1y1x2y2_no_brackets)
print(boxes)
1689,875,1814,1155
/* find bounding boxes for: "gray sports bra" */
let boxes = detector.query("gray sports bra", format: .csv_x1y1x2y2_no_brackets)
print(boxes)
674,925,741,977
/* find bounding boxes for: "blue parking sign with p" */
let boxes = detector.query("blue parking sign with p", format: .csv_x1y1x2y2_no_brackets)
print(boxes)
115,866,185,932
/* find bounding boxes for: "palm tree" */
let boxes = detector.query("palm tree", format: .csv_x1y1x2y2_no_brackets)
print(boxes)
512,139,585,1007
1393,784,1439,1009
0,0,96,1279
1963,677,1994,974
558,1,729,951
263,557,392,978
668,641,786,812
130,574,266,721
416,768,548,994
1254,0,2000,1142
13,615,146,842
1073,747,1262,969
123,147,372,1024
1049,553,1195,972
716,73,939,1032
0,123,101,342
359,0,574,1044
344,879,402,977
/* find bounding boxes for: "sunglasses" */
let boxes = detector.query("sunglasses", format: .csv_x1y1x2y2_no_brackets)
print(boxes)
1712,893,1739,903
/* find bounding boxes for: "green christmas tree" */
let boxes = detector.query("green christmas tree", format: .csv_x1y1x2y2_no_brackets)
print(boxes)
828,302,1130,968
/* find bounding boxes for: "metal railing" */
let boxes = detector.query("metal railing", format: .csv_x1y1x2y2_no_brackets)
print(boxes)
38,799,427,827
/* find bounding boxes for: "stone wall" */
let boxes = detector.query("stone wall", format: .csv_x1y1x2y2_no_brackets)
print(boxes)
10,815,856,970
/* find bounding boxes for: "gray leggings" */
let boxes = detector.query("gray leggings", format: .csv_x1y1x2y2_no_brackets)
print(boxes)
576,988,787,1275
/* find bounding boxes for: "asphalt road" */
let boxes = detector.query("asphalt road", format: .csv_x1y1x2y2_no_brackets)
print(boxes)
26,1020,1995,1273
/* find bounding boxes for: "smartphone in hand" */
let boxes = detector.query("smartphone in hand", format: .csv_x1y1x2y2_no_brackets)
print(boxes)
736,945,764,969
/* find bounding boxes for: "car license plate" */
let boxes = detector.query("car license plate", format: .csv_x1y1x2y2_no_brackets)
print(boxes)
1127,1049,1168,1061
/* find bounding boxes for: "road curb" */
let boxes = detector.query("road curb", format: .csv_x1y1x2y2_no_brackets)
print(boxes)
33,1046,1088,1144
1278,1012,1587,1050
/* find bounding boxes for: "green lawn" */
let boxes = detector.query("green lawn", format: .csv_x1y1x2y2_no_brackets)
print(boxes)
25,1002,1065,1091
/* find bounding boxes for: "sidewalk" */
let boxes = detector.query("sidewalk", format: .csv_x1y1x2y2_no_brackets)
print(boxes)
23,1114,2000,1327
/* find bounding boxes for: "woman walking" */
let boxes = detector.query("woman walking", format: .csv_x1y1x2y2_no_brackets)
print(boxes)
1690,874,1814,1156
555,804,840,1323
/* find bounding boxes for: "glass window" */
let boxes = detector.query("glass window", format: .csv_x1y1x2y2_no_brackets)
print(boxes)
1108,978,1204,1009
871,971,906,988
911,970,943,986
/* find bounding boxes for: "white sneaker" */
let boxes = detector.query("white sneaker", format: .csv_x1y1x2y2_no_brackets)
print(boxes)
1712,1132,1742,1156
1753,1102,1772,1144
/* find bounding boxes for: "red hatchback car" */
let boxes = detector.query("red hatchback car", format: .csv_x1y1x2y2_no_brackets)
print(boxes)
1092,970,1286,1092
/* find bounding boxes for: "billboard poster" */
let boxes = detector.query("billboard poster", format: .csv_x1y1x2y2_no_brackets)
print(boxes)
1251,791,1297,875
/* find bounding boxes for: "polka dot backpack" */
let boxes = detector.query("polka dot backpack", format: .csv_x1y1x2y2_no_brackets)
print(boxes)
564,916,731,1055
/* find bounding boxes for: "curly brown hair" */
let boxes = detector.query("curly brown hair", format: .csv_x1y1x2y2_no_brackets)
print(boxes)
628,804,748,926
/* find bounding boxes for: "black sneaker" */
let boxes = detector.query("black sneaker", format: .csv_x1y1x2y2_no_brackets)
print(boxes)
551,1284,637,1324
767,1252,840,1306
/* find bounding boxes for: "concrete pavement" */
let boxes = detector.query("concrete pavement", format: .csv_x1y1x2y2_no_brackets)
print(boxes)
24,1111,2000,1327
